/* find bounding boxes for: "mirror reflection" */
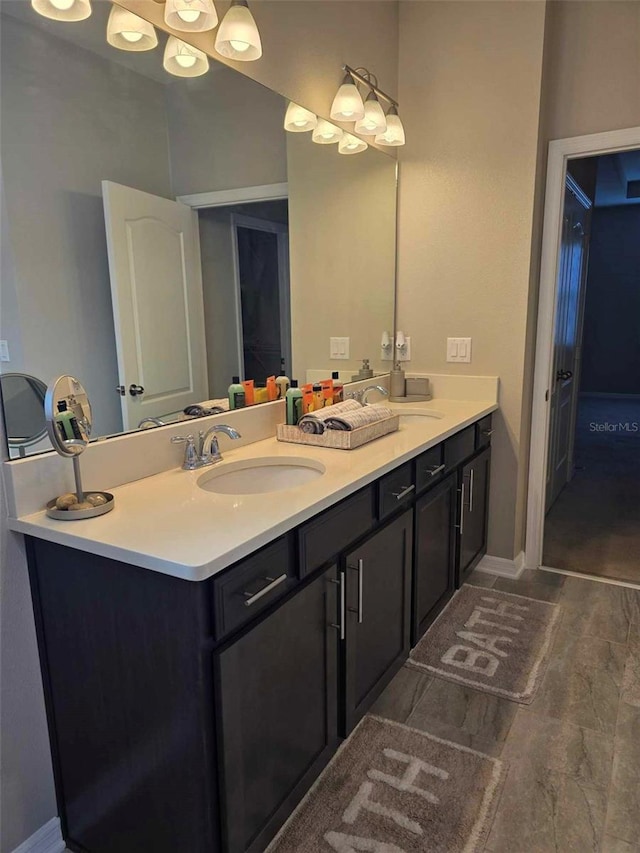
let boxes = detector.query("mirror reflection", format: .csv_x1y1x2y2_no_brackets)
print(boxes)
0,0,397,456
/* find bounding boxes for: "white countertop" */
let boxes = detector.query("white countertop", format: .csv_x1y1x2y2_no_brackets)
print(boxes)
8,399,497,582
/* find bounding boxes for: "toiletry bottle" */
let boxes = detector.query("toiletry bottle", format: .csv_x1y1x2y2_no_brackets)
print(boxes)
276,358,290,399
332,371,344,403
390,362,406,398
313,383,324,410
54,400,77,441
321,379,334,406
285,380,303,425
228,376,245,410
352,358,374,382
302,385,315,414
266,375,277,402
242,379,255,406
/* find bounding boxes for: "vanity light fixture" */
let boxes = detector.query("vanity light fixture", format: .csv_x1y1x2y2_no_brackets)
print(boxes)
355,90,387,136
312,119,343,145
375,105,406,147
215,0,262,62
107,6,158,51
164,0,218,32
284,102,317,133
164,35,209,76
32,0,91,22
338,133,368,155
330,71,365,122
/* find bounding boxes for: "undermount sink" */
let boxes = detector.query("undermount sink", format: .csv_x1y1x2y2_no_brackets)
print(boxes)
396,408,445,421
198,456,326,495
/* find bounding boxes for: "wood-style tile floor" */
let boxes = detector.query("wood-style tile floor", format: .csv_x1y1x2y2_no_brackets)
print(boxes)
371,569,640,853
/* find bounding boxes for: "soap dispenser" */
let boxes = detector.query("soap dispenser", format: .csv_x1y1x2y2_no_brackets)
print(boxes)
389,362,406,399
351,358,374,382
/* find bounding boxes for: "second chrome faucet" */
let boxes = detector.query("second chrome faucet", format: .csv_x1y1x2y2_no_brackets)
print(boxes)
171,424,241,470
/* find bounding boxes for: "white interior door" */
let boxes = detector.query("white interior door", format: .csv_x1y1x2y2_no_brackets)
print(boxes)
546,177,591,511
102,181,208,429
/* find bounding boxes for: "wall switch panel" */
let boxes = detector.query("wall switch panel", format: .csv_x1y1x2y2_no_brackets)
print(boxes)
396,336,411,362
0,341,9,362
447,337,472,363
330,337,350,360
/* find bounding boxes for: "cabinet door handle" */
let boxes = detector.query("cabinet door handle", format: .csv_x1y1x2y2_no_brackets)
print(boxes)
482,428,494,437
469,468,475,513
242,573,287,607
426,463,445,478
349,559,364,624
456,483,466,536
330,571,346,640
392,484,415,501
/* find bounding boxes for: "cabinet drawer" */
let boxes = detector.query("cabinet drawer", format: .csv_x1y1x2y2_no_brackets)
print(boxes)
415,444,445,494
299,486,375,578
212,534,296,641
476,415,494,449
444,425,475,470
378,462,415,520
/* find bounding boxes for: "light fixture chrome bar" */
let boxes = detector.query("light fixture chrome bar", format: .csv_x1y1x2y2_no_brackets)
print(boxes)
342,64,398,108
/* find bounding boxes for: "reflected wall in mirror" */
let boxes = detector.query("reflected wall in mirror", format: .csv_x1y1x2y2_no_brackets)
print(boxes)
0,0,396,456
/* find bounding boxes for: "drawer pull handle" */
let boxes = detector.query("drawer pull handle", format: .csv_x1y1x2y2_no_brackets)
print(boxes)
330,571,346,640
243,573,287,607
482,428,494,436
392,484,415,501
426,464,445,478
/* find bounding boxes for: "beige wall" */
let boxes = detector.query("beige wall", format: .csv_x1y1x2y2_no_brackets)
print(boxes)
396,0,547,559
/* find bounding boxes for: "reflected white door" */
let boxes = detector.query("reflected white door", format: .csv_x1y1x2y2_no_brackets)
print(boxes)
546,178,591,511
102,181,208,430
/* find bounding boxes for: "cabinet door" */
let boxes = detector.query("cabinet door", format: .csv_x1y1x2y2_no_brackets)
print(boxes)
458,447,491,583
413,474,457,644
344,511,413,734
215,565,340,853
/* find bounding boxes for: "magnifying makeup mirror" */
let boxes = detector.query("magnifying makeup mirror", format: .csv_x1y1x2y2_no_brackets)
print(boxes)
44,375,114,519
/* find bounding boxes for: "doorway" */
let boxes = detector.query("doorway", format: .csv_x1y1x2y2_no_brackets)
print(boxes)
527,126,640,585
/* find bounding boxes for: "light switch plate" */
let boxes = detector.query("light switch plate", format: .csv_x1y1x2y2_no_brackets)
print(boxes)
330,337,350,360
447,337,472,363
0,340,9,362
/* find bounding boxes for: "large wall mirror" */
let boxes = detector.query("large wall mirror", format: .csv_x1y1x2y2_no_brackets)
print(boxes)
0,1,397,457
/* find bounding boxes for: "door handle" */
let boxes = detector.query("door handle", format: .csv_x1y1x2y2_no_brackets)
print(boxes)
392,484,415,501
556,370,573,382
129,384,145,397
348,559,364,624
425,463,445,478
330,571,346,640
469,468,475,513
456,483,466,536
242,573,287,607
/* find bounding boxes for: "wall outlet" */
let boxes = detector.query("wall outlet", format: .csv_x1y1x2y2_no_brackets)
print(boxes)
330,337,350,360
0,340,9,362
446,337,471,363
397,336,411,362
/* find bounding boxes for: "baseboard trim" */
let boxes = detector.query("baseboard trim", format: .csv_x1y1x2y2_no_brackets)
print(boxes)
540,565,640,590
474,551,525,579
10,818,65,853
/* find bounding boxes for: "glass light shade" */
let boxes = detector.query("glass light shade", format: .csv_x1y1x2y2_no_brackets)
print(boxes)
375,108,406,146
163,36,209,77
312,119,343,145
214,1,262,62
284,102,317,133
354,92,387,136
32,0,91,22
164,0,218,33
330,73,365,122
107,6,158,51
338,133,368,155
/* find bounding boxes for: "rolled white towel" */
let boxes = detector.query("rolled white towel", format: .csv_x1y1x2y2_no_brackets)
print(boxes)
298,399,362,434
325,404,394,431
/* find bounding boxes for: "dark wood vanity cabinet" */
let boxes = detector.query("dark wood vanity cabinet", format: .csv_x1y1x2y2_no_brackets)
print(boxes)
412,474,457,643
215,564,340,853
458,446,492,583
343,511,412,734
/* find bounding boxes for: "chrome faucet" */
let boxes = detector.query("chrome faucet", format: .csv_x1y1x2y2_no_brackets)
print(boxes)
362,385,389,405
138,417,165,429
171,424,241,470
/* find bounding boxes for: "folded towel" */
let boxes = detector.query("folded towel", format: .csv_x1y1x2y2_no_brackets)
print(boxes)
325,404,394,431
298,399,362,434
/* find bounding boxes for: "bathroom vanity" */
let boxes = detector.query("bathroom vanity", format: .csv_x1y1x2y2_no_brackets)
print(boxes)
18,403,494,853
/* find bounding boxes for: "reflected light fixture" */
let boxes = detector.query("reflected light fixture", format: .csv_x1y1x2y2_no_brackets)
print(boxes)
215,0,262,62
330,71,365,122
164,35,210,77
284,102,317,133
375,105,406,146
354,90,387,136
32,0,91,22
107,6,158,51
164,0,218,33
312,119,343,145
338,133,368,155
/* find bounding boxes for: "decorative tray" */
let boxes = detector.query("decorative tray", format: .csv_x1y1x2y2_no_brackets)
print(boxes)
276,414,399,450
